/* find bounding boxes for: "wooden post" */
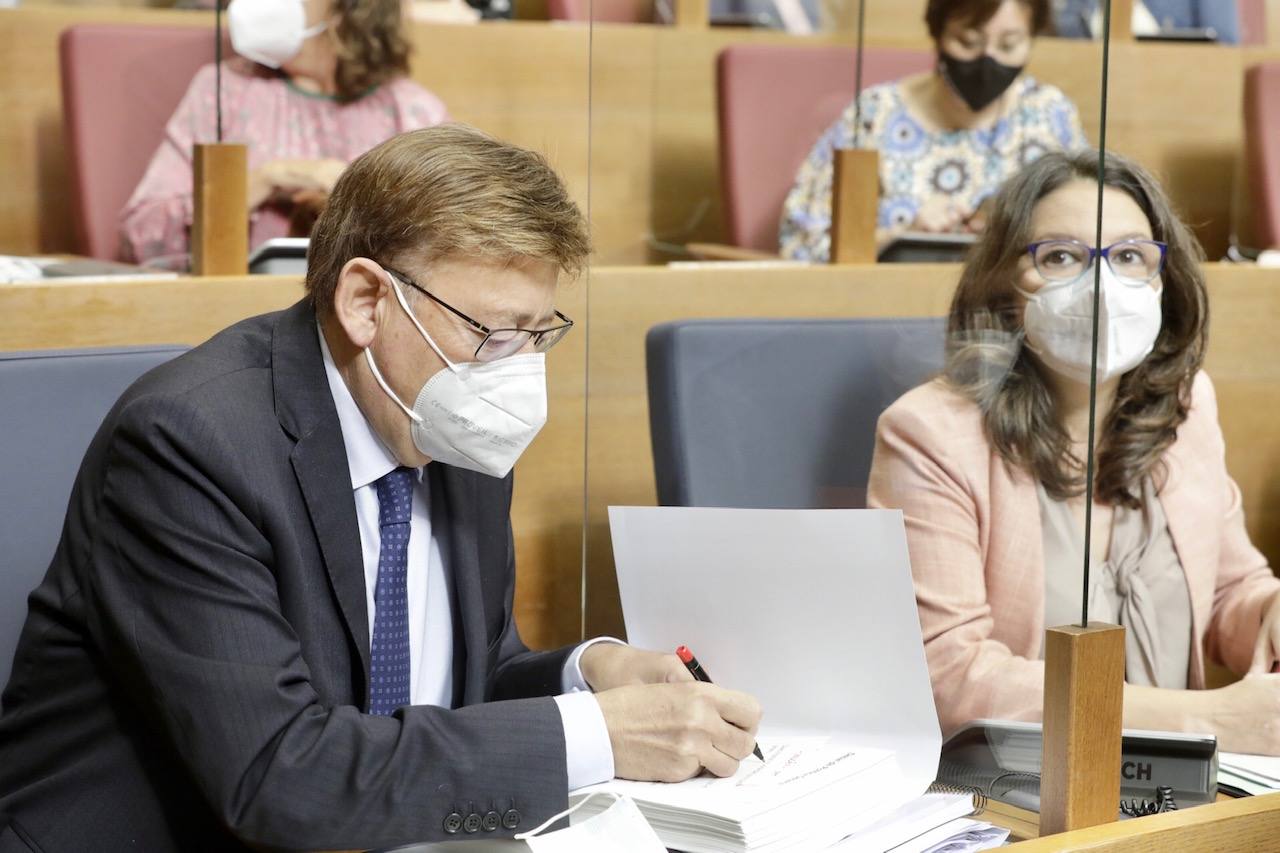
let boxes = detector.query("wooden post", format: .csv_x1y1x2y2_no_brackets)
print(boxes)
192,143,248,276
830,148,879,264
1268,0,1280,49
1040,622,1126,836
1110,0,1135,42
673,0,709,29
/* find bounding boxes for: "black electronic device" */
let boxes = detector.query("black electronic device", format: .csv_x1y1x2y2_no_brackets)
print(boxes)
247,237,309,275
877,231,977,264
1136,27,1218,43
936,719,1218,816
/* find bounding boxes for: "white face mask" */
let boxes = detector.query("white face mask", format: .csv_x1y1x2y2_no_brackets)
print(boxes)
514,793,666,853
1019,263,1163,384
364,271,548,479
227,0,328,69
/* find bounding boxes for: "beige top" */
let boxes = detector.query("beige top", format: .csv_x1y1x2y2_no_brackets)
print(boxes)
1039,479,1192,689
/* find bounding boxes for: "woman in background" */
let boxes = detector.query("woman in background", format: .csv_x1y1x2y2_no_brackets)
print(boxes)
121,0,448,265
779,0,1086,262
868,149,1280,753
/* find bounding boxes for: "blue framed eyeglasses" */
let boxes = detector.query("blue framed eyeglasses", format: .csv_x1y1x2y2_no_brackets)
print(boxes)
1025,238,1168,286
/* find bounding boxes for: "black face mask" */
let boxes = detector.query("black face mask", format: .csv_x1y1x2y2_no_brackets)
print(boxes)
939,52,1023,113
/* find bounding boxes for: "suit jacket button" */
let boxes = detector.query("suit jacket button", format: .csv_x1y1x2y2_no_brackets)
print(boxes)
502,809,522,830
443,812,463,834
482,811,500,832
463,813,482,833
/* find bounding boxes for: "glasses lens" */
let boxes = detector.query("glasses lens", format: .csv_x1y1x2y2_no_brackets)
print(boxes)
477,330,532,362
1106,241,1164,284
533,325,572,353
1034,241,1090,281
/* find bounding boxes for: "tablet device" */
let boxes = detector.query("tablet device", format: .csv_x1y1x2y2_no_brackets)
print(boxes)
41,258,154,277
248,238,309,275
877,231,977,263
1136,27,1218,43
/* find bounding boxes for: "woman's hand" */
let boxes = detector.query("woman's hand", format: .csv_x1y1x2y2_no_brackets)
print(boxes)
912,195,971,234
1197,674,1280,755
248,158,348,210
1248,590,1280,675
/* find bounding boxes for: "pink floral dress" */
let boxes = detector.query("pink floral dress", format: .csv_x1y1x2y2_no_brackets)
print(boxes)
120,62,448,264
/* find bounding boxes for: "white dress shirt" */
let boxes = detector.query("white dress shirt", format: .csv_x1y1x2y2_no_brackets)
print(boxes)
318,329,615,789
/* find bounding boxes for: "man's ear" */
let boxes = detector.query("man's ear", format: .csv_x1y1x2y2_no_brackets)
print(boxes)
331,258,388,350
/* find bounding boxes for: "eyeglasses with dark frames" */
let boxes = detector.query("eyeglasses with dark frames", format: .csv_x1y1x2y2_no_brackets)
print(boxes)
1025,238,1168,286
383,266,574,363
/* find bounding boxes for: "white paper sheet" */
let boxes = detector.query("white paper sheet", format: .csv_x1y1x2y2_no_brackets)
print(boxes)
577,738,892,819
606,506,940,785
1220,752,1280,786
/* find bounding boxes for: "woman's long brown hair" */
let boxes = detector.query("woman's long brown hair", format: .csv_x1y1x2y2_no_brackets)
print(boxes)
331,0,412,103
945,149,1208,508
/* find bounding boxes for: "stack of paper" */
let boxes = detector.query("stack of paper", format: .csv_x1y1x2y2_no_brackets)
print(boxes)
574,739,908,852
839,795,1007,852
1219,753,1280,796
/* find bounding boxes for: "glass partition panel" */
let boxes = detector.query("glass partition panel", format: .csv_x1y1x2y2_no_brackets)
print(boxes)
445,8,596,651
578,0,1280,823
581,0,1106,648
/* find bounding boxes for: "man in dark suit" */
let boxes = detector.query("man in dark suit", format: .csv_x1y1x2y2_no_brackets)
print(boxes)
0,125,760,852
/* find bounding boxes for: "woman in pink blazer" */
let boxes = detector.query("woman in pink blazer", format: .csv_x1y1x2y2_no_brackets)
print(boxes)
868,149,1280,752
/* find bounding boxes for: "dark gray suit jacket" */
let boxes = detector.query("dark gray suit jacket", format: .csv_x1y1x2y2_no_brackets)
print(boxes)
0,299,575,852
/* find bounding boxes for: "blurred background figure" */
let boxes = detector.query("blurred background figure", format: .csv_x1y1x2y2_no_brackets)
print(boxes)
1053,0,1241,43
121,0,448,267
779,0,1087,263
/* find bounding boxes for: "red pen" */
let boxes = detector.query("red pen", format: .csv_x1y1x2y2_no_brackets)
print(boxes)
676,645,765,761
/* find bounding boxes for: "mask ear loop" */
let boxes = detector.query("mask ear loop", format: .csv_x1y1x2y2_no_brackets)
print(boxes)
364,348,422,424
514,792,623,841
384,270,468,376
363,269,456,425
300,0,329,40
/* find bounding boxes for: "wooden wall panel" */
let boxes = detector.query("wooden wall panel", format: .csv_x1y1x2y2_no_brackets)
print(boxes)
579,263,1280,637
3,263,1280,649
2,7,1275,264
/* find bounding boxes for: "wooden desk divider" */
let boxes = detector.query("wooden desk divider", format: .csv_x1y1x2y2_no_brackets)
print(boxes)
830,148,879,264
191,143,248,276
674,0,710,29
1040,622,1126,836
1110,0,1135,42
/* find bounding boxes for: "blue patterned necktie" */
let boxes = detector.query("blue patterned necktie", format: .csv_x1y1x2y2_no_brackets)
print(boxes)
369,467,414,716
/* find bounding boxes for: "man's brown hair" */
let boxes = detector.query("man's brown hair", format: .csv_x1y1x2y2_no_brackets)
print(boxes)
924,0,1051,41
306,124,591,318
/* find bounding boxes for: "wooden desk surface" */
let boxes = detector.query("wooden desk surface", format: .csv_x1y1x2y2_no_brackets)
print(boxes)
1003,792,1280,851
984,792,1236,844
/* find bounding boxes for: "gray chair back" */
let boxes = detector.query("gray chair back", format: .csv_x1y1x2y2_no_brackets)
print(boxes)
647,318,946,508
0,345,187,689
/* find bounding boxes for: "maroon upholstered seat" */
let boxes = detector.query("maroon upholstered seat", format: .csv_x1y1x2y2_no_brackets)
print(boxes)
547,0,654,23
716,43,932,252
60,24,217,260
1245,62,1280,249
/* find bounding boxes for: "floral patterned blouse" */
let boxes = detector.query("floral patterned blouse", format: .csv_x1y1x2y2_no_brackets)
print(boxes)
778,75,1087,262
120,63,448,265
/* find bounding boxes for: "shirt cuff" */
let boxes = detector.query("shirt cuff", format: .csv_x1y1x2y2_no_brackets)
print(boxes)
552,691,615,790
561,636,626,694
